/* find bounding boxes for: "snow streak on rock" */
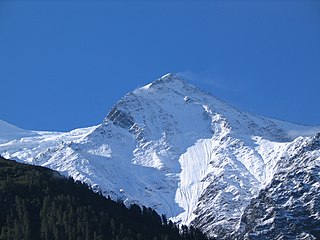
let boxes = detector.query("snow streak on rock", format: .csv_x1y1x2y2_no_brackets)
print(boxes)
1,73,319,238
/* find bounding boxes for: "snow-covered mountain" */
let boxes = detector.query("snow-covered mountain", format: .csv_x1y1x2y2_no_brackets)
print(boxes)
1,73,319,238
237,133,320,239
0,119,39,144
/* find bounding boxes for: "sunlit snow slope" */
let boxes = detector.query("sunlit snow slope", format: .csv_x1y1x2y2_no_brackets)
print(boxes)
1,73,319,238
0,120,39,143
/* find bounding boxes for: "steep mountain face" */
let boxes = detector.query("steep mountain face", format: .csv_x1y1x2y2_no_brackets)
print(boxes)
237,134,320,240
0,73,319,238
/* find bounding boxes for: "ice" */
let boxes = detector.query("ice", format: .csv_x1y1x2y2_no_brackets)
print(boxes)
1,73,319,237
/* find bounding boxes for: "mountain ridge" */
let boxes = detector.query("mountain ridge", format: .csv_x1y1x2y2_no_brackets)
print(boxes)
1,73,319,238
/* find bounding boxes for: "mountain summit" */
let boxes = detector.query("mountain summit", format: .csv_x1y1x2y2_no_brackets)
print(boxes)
1,74,319,238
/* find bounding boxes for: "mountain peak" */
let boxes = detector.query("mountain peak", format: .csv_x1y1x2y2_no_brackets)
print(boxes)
1,73,320,239
157,72,183,82
105,74,313,141
160,72,175,80
139,73,188,91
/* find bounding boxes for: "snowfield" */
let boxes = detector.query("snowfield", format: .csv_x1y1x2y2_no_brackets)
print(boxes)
1,73,319,238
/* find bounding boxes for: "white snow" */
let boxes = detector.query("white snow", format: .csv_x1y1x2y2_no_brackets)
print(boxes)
0,73,319,237
0,119,39,143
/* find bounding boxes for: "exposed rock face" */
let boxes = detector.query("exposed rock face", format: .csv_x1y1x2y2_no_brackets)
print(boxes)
237,134,320,240
107,107,135,130
0,73,320,239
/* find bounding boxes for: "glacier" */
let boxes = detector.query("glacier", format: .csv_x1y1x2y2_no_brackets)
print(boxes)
1,73,319,238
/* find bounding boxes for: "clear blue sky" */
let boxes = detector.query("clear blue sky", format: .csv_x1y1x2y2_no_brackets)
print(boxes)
1,0,320,131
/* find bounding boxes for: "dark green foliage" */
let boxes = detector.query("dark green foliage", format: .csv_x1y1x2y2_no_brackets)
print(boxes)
0,157,210,240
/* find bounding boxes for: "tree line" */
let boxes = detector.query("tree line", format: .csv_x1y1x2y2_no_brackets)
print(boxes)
0,157,212,240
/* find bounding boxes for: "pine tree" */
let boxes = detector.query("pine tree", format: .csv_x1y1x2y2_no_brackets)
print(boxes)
0,157,211,240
